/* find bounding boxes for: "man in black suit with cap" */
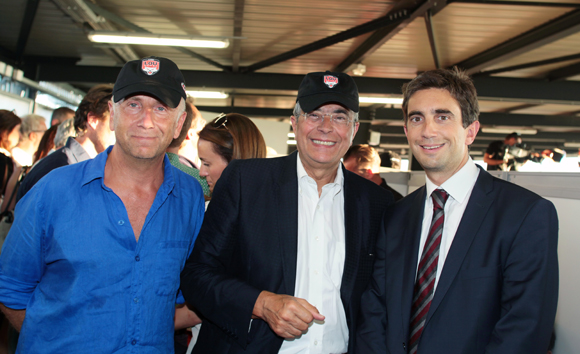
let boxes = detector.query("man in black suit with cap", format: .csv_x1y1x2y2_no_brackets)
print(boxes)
181,71,393,353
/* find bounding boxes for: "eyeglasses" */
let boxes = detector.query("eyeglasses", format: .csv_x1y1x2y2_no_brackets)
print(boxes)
300,112,353,126
213,113,228,130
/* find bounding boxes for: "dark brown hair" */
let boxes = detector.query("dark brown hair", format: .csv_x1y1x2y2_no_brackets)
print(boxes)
74,84,113,132
402,67,479,128
51,107,75,125
168,101,194,149
33,124,59,163
0,110,22,149
198,113,267,163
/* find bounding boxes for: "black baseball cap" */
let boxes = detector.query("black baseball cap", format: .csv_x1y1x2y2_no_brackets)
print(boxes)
113,56,187,108
296,71,359,113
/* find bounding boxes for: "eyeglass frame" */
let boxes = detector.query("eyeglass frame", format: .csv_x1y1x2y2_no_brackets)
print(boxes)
298,111,357,127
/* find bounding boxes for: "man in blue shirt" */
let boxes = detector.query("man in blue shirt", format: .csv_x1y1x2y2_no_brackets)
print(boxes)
0,56,205,353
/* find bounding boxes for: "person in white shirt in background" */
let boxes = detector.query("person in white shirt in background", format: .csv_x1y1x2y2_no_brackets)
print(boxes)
11,114,46,167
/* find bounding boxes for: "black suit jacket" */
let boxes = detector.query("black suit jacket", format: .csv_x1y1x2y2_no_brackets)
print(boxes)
181,152,393,353
356,167,559,354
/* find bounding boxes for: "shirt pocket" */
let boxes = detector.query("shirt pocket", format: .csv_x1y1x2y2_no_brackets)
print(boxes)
154,240,190,296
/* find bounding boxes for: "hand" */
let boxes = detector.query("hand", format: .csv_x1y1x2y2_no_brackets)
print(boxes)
253,291,325,339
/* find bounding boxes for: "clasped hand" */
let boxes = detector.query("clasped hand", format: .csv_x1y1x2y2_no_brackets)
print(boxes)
253,291,325,339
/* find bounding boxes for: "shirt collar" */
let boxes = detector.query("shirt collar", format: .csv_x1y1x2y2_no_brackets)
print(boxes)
425,157,479,203
81,146,177,197
296,153,344,187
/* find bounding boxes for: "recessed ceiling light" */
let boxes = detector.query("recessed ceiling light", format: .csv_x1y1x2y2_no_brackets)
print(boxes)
88,31,230,48
359,97,403,105
186,91,229,99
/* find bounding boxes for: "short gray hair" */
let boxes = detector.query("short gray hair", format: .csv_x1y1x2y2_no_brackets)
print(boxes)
20,114,46,137
54,118,76,149
292,101,359,122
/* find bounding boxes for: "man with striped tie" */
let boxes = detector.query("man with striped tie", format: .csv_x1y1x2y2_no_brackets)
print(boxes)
356,68,559,354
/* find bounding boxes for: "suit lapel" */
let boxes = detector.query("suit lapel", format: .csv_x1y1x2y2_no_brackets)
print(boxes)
400,187,427,331
275,152,299,296
426,168,495,324
340,167,361,306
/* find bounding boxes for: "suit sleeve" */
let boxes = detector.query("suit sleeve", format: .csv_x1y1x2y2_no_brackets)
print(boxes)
180,161,262,349
355,213,388,353
485,198,559,354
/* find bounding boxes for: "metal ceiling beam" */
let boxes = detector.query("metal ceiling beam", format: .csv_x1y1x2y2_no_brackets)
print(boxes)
375,125,580,141
378,137,572,152
545,60,580,81
475,52,580,76
450,0,580,8
452,8,580,74
333,0,444,73
492,103,540,113
51,0,137,63
31,61,580,104
242,7,411,73
373,108,580,127
0,46,16,65
424,9,441,69
231,0,245,72
81,0,227,70
473,75,580,104
197,106,291,117
15,0,41,61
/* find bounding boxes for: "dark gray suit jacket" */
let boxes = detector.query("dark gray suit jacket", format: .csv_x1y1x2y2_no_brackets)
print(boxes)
181,151,393,353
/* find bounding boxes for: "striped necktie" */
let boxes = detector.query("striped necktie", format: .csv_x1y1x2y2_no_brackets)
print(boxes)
408,188,449,354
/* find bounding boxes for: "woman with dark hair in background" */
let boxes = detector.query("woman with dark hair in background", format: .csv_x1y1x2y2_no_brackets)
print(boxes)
198,113,267,196
0,110,22,200
32,124,59,164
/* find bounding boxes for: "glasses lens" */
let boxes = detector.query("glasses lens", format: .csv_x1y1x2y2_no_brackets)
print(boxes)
333,114,349,125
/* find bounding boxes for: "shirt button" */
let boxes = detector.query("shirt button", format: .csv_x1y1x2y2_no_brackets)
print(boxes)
131,340,137,345
316,205,320,210
133,297,139,303
135,255,140,262
118,220,124,225
314,340,318,345
313,270,318,275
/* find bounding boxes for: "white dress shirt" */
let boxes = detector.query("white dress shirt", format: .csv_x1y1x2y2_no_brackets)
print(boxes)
278,154,348,354
416,158,480,291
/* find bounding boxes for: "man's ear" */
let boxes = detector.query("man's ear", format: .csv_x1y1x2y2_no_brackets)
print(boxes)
87,112,100,130
350,122,360,144
185,129,195,141
173,110,187,140
290,115,297,132
108,101,115,131
465,120,480,145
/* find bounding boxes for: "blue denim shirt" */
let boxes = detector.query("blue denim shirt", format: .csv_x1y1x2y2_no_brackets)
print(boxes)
0,146,205,353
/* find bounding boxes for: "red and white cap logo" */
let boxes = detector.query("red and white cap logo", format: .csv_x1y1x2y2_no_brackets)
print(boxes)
323,75,339,88
141,58,160,75
181,83,187,94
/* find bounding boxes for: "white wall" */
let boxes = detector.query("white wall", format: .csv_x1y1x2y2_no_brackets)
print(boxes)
547,196,580,354
0,91,33,116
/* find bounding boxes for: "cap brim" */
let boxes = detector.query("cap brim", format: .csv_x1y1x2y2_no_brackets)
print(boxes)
298,92,359,113
114,81,183,108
